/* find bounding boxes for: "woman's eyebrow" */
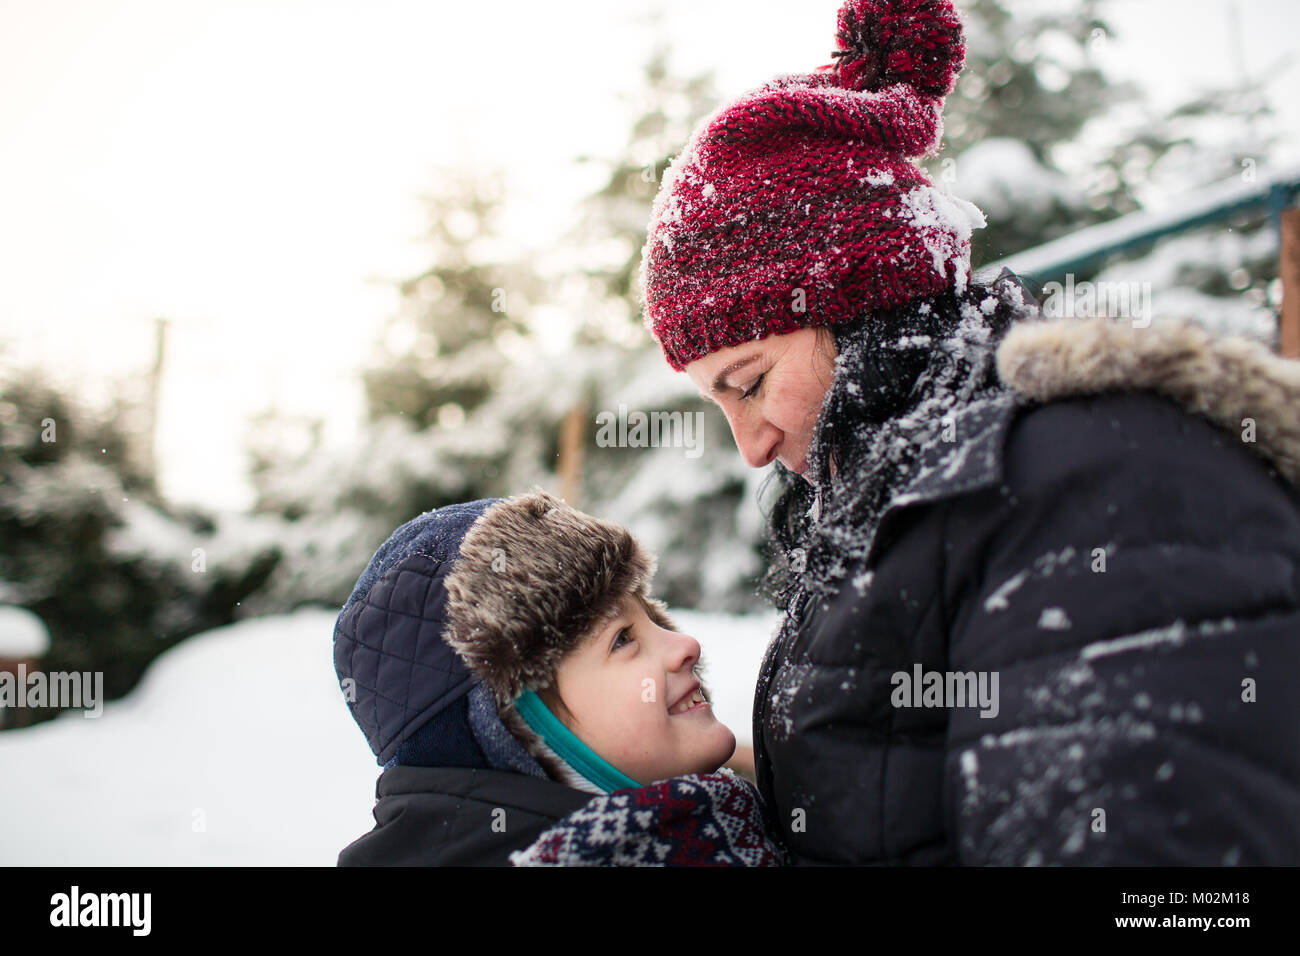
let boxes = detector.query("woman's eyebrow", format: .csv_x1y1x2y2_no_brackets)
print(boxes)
711,354,761,394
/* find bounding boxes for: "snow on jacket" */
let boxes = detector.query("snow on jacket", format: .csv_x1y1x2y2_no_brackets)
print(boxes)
754,315,1300,865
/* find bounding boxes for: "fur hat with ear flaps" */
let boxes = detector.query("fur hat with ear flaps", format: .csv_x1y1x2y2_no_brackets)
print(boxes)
334,489,671,789
443,489,668,703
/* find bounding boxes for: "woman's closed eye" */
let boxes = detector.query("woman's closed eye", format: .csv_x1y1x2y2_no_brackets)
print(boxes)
740,373,766,400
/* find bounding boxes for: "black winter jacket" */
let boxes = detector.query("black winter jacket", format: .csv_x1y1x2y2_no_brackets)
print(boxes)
337,765,592,866
754,316,1300,865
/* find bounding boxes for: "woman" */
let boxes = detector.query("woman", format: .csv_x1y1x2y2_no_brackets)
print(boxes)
640,0,1300,864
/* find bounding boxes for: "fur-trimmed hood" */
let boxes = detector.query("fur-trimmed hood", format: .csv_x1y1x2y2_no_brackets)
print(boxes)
997,316,1300,489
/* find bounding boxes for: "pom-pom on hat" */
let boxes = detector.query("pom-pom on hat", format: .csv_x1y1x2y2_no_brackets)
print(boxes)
640,0,987,372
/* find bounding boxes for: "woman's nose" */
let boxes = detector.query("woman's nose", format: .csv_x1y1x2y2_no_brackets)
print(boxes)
728,413,780,469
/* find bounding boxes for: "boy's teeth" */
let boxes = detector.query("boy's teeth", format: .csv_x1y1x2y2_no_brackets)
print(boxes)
673,690,705,714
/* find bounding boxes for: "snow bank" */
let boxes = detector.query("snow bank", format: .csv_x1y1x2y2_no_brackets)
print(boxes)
0,606,50,658
0,609,376,866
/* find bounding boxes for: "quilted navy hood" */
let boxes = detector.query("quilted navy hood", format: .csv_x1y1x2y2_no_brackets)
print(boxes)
332,499,548,778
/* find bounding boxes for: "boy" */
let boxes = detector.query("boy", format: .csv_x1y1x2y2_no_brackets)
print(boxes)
334,490,782,866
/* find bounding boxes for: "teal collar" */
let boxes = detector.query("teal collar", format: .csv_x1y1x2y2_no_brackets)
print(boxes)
514,689,640,793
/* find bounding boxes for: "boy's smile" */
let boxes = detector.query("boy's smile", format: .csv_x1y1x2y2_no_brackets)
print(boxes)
541,595,736,786
668,681,709,715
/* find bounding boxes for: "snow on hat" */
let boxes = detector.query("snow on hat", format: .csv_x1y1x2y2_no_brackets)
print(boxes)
640,0,987,371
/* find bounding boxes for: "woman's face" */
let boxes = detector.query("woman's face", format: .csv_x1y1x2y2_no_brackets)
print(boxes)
684,327,837,477
544,596,735,785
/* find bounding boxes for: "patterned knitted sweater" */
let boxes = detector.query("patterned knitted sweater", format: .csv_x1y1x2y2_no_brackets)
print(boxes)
509,770,786,867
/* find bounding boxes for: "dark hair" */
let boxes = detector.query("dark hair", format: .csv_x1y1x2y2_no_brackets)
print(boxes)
758,270,1042,607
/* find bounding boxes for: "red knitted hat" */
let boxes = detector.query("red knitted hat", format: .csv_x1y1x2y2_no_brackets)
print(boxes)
640,0,987,371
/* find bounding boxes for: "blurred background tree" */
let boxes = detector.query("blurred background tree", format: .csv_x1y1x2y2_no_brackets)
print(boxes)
1075,64,1288,342
363,173,536,426
568,46,722,341
243,49,769,614
242,169,557,613
0,363,278,727
935,0,1134,262
940,0,1287,341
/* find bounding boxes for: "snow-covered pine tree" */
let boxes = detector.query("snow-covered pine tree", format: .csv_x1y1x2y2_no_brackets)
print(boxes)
362,172,538,429
940,0,1287,342
0,366,278,726
1076,67,1287,342
246,52,773,614
932,0,1139,266
243,171,555,613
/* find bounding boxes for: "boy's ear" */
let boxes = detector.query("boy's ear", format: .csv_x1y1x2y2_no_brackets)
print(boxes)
498,696,575,783
538,684,572,725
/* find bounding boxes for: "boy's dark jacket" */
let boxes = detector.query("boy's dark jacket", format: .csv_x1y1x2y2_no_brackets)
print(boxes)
338,765,591,866
755,315,1300,865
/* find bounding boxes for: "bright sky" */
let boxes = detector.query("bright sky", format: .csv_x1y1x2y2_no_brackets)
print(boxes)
1,0,1296,510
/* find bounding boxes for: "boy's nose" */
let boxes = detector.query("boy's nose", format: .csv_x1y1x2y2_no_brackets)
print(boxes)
667,631,701,670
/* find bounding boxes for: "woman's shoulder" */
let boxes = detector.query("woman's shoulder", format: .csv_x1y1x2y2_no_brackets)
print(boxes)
996,314,1300,493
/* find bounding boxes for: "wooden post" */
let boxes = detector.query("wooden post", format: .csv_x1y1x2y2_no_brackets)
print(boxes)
1281,209,1300,358
143,317,168,477
558,404,586,507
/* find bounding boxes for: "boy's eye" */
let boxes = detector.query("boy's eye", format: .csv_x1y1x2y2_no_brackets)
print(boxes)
740,372,766,400
611,628,634,651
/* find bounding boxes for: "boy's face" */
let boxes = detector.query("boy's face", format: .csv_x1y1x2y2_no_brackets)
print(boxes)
544,596,736,786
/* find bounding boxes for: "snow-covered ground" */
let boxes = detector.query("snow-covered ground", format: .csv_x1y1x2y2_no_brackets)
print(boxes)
0,606,777,866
